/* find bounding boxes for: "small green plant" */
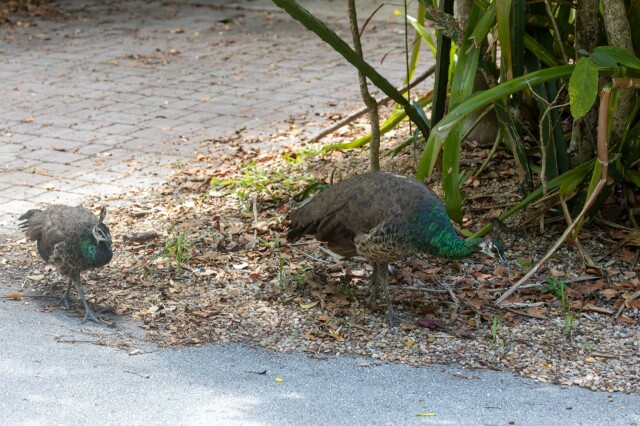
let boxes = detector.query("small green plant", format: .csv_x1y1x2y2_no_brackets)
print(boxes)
490,315,505,349
209,164,316,202
580,342,595,353
543,277,576,335
164,230,192,273
278,256,289,292
543,277,568,298
515,258,533,268
292,144,324,159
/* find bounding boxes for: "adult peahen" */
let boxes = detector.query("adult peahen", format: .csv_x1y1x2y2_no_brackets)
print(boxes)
287,171,505,326
19,205,113,323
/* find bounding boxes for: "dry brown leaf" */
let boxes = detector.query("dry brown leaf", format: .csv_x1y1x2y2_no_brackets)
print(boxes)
299,301,319,310
26,274,45,281
5,293,22,300
600,289,619,299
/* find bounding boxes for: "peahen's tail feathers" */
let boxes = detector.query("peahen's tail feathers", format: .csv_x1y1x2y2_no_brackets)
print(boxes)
18,209,41,232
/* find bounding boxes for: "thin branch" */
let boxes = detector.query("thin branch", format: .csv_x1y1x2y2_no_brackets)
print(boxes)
543,0,569,63
309,66,435,143
503,307,547,320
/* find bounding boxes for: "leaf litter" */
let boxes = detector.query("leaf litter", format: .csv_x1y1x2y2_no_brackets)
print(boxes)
2,117,639,394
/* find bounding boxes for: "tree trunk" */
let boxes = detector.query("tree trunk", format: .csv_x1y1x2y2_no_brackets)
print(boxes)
602,0,636,145
347,0,380,172
569,0,600,167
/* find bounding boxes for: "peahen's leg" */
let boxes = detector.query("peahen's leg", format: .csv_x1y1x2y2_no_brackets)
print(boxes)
58,280,73,310
366,263,383,305
72,275,107,324
376,263,413,327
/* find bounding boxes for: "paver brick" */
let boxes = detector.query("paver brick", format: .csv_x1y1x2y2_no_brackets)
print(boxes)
0,0,421,228
69,183,128,196
20,149,88,165
29,189,91,205
0,185,48,200
20,137,83,151
0,171,51,186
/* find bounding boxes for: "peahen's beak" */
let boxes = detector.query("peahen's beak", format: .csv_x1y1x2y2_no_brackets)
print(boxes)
480,237,507,262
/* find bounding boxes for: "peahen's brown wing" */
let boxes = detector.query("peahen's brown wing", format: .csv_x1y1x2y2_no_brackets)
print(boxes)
287,171,442,258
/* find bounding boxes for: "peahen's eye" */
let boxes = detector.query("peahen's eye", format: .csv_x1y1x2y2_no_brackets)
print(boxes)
93,226,111,243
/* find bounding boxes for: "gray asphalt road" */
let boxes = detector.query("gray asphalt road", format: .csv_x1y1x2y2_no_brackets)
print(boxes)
1,280,639,426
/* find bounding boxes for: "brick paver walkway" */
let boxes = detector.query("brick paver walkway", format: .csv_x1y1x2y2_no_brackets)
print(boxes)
0,0,430,233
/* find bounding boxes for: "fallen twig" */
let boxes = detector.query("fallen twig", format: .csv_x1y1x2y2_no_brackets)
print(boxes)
124,370,150,379
123,231,161,245
504,307,546,320
290,246,333,264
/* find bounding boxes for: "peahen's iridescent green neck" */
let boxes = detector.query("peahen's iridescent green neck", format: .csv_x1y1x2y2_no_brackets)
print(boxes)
410,208,482,259
428,234,482,259
79,231,111,266
80,236,97,259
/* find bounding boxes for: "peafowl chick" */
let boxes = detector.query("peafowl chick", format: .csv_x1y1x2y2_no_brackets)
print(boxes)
19,205,113,323
287,171,505,326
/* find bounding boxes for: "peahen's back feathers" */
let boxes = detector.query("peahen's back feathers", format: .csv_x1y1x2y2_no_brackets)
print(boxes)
287,171,483,262
287,171,504,325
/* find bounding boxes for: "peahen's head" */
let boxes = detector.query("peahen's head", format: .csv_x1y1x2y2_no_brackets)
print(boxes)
92,207,112,246
479,236,506,261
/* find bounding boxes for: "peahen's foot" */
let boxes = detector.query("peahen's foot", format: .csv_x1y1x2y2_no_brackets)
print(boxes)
57,294,71,310
376,262,415,328
75,280,110,324
387,309,414,328
57,281,74,310
81,308,109,324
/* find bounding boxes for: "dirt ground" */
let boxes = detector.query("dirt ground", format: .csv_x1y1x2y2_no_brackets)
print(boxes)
3,111,639,394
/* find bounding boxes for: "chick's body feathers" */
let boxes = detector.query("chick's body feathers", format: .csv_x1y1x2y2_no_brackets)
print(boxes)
20,205,112,271
19,205,113,323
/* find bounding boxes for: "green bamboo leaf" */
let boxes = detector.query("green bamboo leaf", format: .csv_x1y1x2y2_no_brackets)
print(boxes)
569,57,598,119
593,46,640,69
417,65,575,180
470,2,496,49
558,164,591,196
441,2,484,221
472,160,596,237
323,93,433,153
407,16,437,57
524,33,559,67
574,160,604,234
589,51,617,68
624,169,640,187
442,123,464,222
512,0,525,79
406,3,428,80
